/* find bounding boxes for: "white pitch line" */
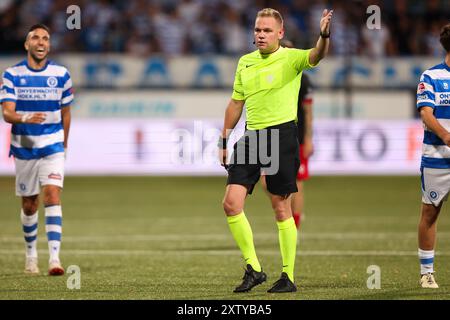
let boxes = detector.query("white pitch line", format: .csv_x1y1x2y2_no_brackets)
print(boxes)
2,232,448,243
1,248,450,257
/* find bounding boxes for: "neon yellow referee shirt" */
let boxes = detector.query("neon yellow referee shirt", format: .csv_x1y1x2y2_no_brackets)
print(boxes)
231,47,317,130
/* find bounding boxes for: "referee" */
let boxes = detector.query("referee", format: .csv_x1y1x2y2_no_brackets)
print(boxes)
219,8,332,293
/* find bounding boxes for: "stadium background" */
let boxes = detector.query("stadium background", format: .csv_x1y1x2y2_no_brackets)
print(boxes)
1,0,450,300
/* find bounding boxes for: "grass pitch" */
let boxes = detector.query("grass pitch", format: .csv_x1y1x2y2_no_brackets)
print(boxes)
0,176,449,300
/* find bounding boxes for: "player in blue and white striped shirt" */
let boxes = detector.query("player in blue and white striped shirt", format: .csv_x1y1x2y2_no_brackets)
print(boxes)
416,23,450,289
0,24,73,276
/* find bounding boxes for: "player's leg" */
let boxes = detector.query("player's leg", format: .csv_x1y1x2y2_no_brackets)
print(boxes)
223,184,266,292
418,203,442,252
267,193,297,293
418,202,442,288
224,132,265,292
291,180,303,229
223,184,258,269
265,171,302,230
265,122,299,293
39,153,65,276
42,185,64,275
22,195,40,274
15,157,41,274
418,167,449,288
291,144,309,229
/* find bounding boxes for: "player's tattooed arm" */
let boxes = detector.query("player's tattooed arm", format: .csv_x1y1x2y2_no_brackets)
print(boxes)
61,105,71,149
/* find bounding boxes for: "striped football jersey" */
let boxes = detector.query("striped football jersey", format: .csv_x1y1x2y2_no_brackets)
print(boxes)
1,60,73,160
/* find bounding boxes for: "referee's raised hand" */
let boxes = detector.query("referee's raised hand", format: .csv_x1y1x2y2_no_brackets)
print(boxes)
320,9,333,34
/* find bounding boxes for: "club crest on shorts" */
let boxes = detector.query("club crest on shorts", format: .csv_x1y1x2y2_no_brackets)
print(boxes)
429,190,439,200
20,183,26,191
48,172,62,180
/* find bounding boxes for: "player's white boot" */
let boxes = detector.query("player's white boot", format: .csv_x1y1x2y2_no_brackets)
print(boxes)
24,257,40,274
420,273,439,288
48,259,65,276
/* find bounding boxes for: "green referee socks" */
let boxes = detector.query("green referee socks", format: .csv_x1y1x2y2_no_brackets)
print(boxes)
227,212,262,272
277,217,297,282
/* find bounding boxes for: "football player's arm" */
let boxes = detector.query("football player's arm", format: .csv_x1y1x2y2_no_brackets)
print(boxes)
309,9,333,66
303,99,314,158
60,70,73,153
1,100,46,124
419,106,450,147
61,105,71,149
219,99,245,166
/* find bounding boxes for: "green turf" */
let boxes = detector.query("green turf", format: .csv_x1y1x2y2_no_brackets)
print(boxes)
0,176,449,300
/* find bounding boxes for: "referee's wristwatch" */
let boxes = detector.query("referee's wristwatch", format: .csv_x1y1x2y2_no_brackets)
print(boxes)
217,137,227,149
320,31,330,38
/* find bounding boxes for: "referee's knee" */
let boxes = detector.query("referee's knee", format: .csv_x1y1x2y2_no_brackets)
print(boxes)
272,202,292,221
222,198,243,216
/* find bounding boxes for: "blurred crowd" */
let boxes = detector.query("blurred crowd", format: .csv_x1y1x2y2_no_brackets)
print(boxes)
0,0,449,57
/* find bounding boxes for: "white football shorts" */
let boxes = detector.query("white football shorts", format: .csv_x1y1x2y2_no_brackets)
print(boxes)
15,152,65,197
421,167,450,207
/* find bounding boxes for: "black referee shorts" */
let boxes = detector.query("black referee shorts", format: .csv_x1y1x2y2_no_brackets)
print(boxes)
226,120,300,196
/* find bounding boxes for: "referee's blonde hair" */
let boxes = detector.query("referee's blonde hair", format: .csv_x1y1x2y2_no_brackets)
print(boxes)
256,8,284,27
